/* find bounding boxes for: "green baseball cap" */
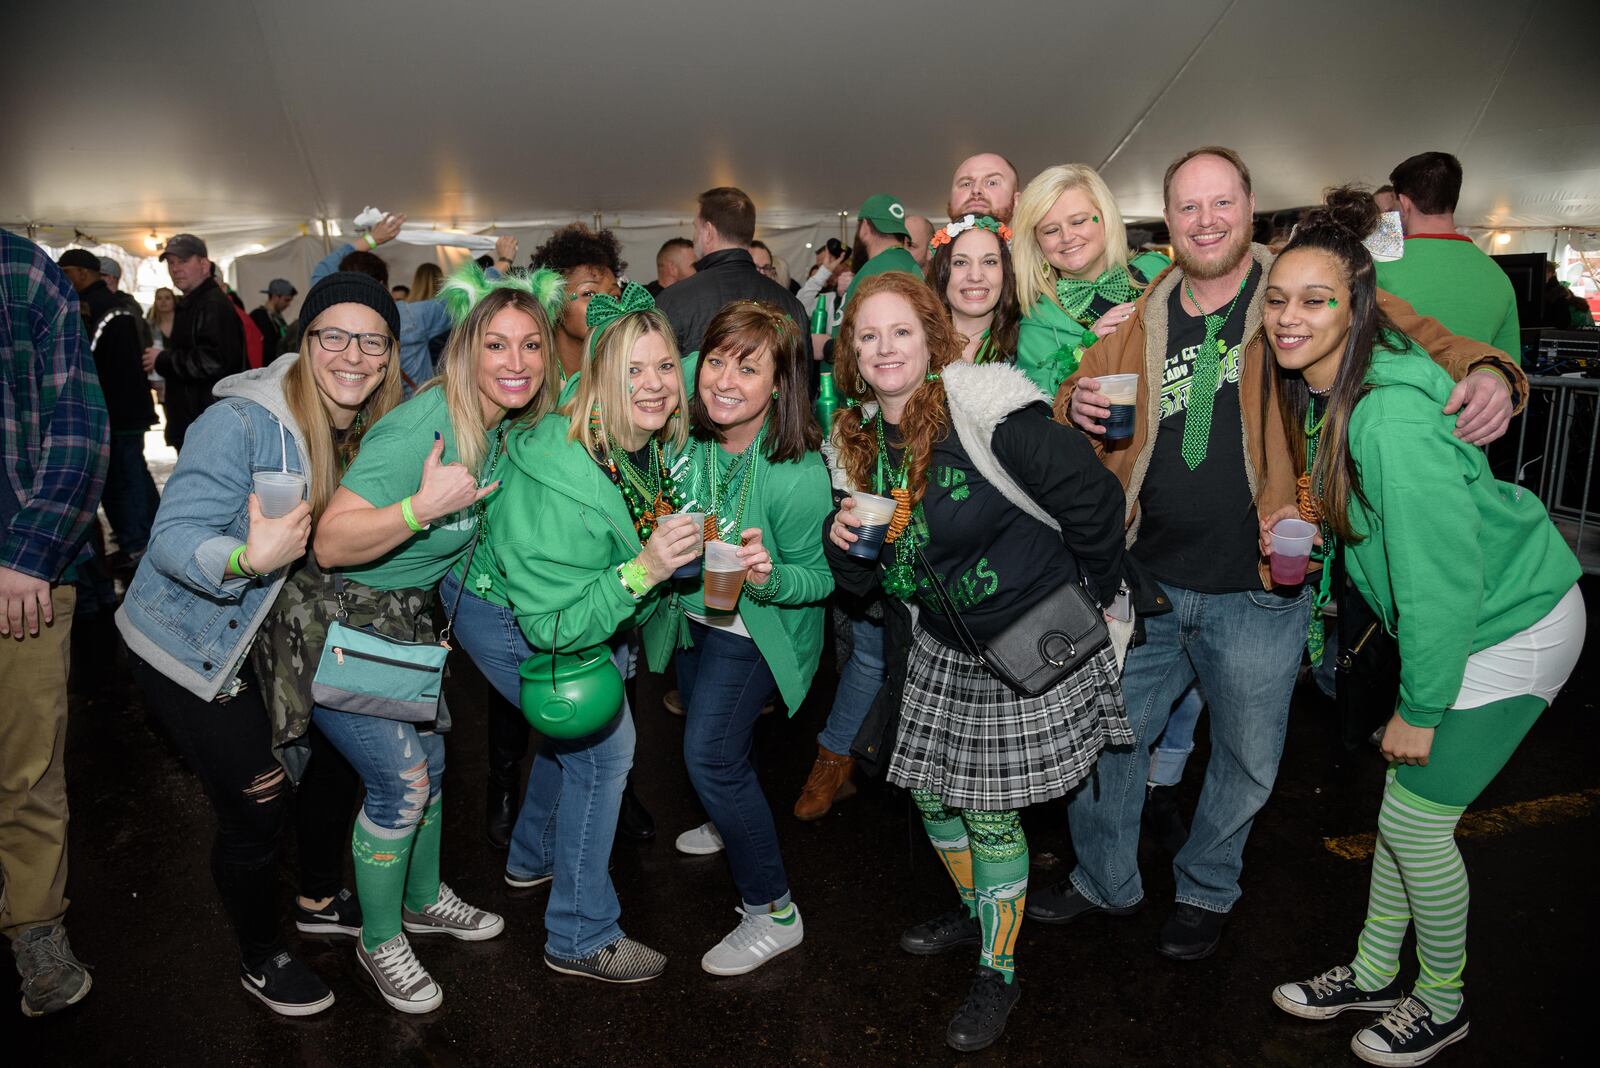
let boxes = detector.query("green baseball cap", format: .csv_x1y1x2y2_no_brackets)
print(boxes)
857,194,910,236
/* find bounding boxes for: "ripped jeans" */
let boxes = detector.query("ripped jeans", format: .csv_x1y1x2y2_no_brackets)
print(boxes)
312,707,446,834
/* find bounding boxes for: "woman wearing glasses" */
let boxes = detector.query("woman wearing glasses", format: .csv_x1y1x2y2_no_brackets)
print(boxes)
118,273,405,1017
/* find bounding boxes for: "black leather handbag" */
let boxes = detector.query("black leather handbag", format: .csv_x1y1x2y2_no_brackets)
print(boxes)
914,544,1109,698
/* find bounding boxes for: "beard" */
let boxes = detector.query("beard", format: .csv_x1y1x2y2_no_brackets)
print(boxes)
851,237,870,272
1174,225,1252,280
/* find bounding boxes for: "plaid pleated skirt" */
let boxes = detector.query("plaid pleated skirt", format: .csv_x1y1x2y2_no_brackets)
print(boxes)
887,626,1133,811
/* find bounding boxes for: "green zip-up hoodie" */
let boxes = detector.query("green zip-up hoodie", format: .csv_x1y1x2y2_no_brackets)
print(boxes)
1344,344,1580,728
1015,250,1170,396
655,437,836,713
473,412,672,659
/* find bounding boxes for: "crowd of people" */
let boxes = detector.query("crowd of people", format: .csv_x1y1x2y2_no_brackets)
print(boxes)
0,144,1587,1063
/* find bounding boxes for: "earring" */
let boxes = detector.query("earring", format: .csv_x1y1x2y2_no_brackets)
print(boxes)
854,378,868,395
925,371,940,382
771,388,780,399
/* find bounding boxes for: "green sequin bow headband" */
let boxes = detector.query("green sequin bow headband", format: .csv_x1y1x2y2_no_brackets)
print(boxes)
439,259,565,328
929,214,1013,255
584,281,657,354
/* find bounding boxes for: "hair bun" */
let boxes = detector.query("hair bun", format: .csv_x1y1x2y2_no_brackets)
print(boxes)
1300,185,1380,240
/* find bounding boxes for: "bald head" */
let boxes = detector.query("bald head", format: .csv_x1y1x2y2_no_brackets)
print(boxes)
949,152,1020,222
906,216,935,270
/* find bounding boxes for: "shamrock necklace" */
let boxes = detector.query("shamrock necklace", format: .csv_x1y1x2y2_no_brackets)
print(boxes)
702,424,763,542
875,414,922,599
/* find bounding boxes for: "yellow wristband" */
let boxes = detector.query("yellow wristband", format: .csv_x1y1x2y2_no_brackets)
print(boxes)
401,496,427,532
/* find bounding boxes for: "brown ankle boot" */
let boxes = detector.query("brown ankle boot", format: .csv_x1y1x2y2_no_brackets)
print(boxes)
793,746,856,821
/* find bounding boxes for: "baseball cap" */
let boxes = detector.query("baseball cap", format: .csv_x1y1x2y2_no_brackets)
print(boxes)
159,233,208,262
857,194,910,236
98,257,123,279
56,249,102,271
261,278,297,297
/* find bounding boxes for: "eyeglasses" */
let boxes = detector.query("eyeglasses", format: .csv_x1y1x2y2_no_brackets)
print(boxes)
755,264,777,278
309,328,392,356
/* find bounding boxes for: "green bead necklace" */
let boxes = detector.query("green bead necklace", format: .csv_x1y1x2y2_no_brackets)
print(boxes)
701,424,763,542
875,414,924,599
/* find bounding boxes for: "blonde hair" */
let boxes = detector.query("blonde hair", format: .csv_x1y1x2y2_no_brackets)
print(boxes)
408,263,444,302
1013,164,1132,313
564,309,688,457
283,324,404,518
421,287,564,474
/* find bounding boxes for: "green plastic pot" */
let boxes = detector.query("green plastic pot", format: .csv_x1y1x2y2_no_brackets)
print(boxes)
518,644,624,739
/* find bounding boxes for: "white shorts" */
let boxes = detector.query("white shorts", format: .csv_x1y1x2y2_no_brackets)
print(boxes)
1454,584,1586,710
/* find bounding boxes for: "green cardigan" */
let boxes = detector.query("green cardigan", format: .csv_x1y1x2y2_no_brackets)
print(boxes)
651,433,836,714
1015,250,1170,395
474,413,672,659
1343,344,1580,728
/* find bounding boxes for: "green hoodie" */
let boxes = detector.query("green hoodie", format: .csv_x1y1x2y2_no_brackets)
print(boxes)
657,436,836,713
1015,250,1170,396
1343,344,1580,728
471,412,671,657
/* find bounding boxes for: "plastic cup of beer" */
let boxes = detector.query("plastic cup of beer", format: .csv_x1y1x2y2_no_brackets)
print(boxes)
702,540,748,611
1098,374,1140,441
253,471,306,518
663,512,705,579
845,492,898,561
1269,518,1317,586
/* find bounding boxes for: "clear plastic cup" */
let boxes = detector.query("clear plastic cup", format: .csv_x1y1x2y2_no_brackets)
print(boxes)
253,471,306,518
702,540,748,611
845,491,898,561
1098,373,1140,441
1269,518,1317,585
662,512,706,578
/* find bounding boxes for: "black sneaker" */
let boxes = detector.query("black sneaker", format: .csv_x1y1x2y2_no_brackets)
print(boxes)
240,952,335,1017
899,908,980,956
617,783,655,842
1351,995,1470,1066
294,888,362,937
1156,902,1228,960
1024,879,1142,925
1273,965,1404,1020
946,967,1021,1053
544,937,666,984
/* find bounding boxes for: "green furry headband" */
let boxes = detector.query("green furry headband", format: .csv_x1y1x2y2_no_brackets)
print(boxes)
439,259,565,327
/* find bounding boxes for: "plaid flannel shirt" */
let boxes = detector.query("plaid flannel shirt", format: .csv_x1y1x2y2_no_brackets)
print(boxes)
1,229,110,582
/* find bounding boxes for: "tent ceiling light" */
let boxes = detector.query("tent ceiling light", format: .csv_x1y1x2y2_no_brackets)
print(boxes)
144,231,160,250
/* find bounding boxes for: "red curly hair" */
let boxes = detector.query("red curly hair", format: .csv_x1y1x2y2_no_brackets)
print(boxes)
832,272,961,505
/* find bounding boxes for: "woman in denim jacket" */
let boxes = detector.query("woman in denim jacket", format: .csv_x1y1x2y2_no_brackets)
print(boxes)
116,273,403,1017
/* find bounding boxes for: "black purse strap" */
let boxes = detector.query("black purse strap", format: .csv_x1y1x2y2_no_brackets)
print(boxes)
910,542,994,670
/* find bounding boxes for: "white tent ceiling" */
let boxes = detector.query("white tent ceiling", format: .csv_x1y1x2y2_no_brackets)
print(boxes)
7,0,1598,264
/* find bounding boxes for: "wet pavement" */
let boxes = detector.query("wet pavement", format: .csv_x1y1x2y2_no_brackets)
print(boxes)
9,579,1597,1066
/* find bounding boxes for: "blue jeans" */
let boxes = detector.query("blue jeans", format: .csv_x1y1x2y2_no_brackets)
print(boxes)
1149,684,1205,787
1068,581,1310,913
817,614,885,755
440,571,635,959
102,431,159,555
311,706,445,832
676,620,786,908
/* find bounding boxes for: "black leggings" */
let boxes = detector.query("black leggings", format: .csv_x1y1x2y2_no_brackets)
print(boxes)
133,655,358,968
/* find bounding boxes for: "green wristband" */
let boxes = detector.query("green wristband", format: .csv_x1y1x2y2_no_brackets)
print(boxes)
401,496,426,532
228,544,247,577
619,558,651,600
364,231,378,250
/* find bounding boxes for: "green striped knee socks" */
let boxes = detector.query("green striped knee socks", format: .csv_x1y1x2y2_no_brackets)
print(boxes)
1350,771,1469,1023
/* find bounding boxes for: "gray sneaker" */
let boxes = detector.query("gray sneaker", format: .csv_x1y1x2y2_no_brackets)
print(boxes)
14,924,92,1017
402,883,505,941
674,821,725,856
544,936,666,984
701,905,804,976
356,932,442,1014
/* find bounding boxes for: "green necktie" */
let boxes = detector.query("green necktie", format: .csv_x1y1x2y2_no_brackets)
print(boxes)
1179,275,1248,470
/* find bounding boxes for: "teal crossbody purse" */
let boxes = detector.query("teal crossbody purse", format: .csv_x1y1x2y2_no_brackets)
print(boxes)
310,539,476,723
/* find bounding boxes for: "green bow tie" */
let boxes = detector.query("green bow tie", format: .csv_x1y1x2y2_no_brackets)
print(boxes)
1056,265,1139,322
585,281,656,336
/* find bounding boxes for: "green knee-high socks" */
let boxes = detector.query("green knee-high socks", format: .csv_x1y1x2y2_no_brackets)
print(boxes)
962,809,1027,984
403,794,444,913
1350,771,1469,1022
352,811,417,952
912,790,976,915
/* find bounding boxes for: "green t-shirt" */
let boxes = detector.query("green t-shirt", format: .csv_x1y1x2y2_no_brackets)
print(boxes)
833,246,923,336
1375,235,1521,358
340,387,492,592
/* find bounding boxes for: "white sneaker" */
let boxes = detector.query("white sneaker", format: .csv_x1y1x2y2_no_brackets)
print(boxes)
701,905,804,976
674,821,725,856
